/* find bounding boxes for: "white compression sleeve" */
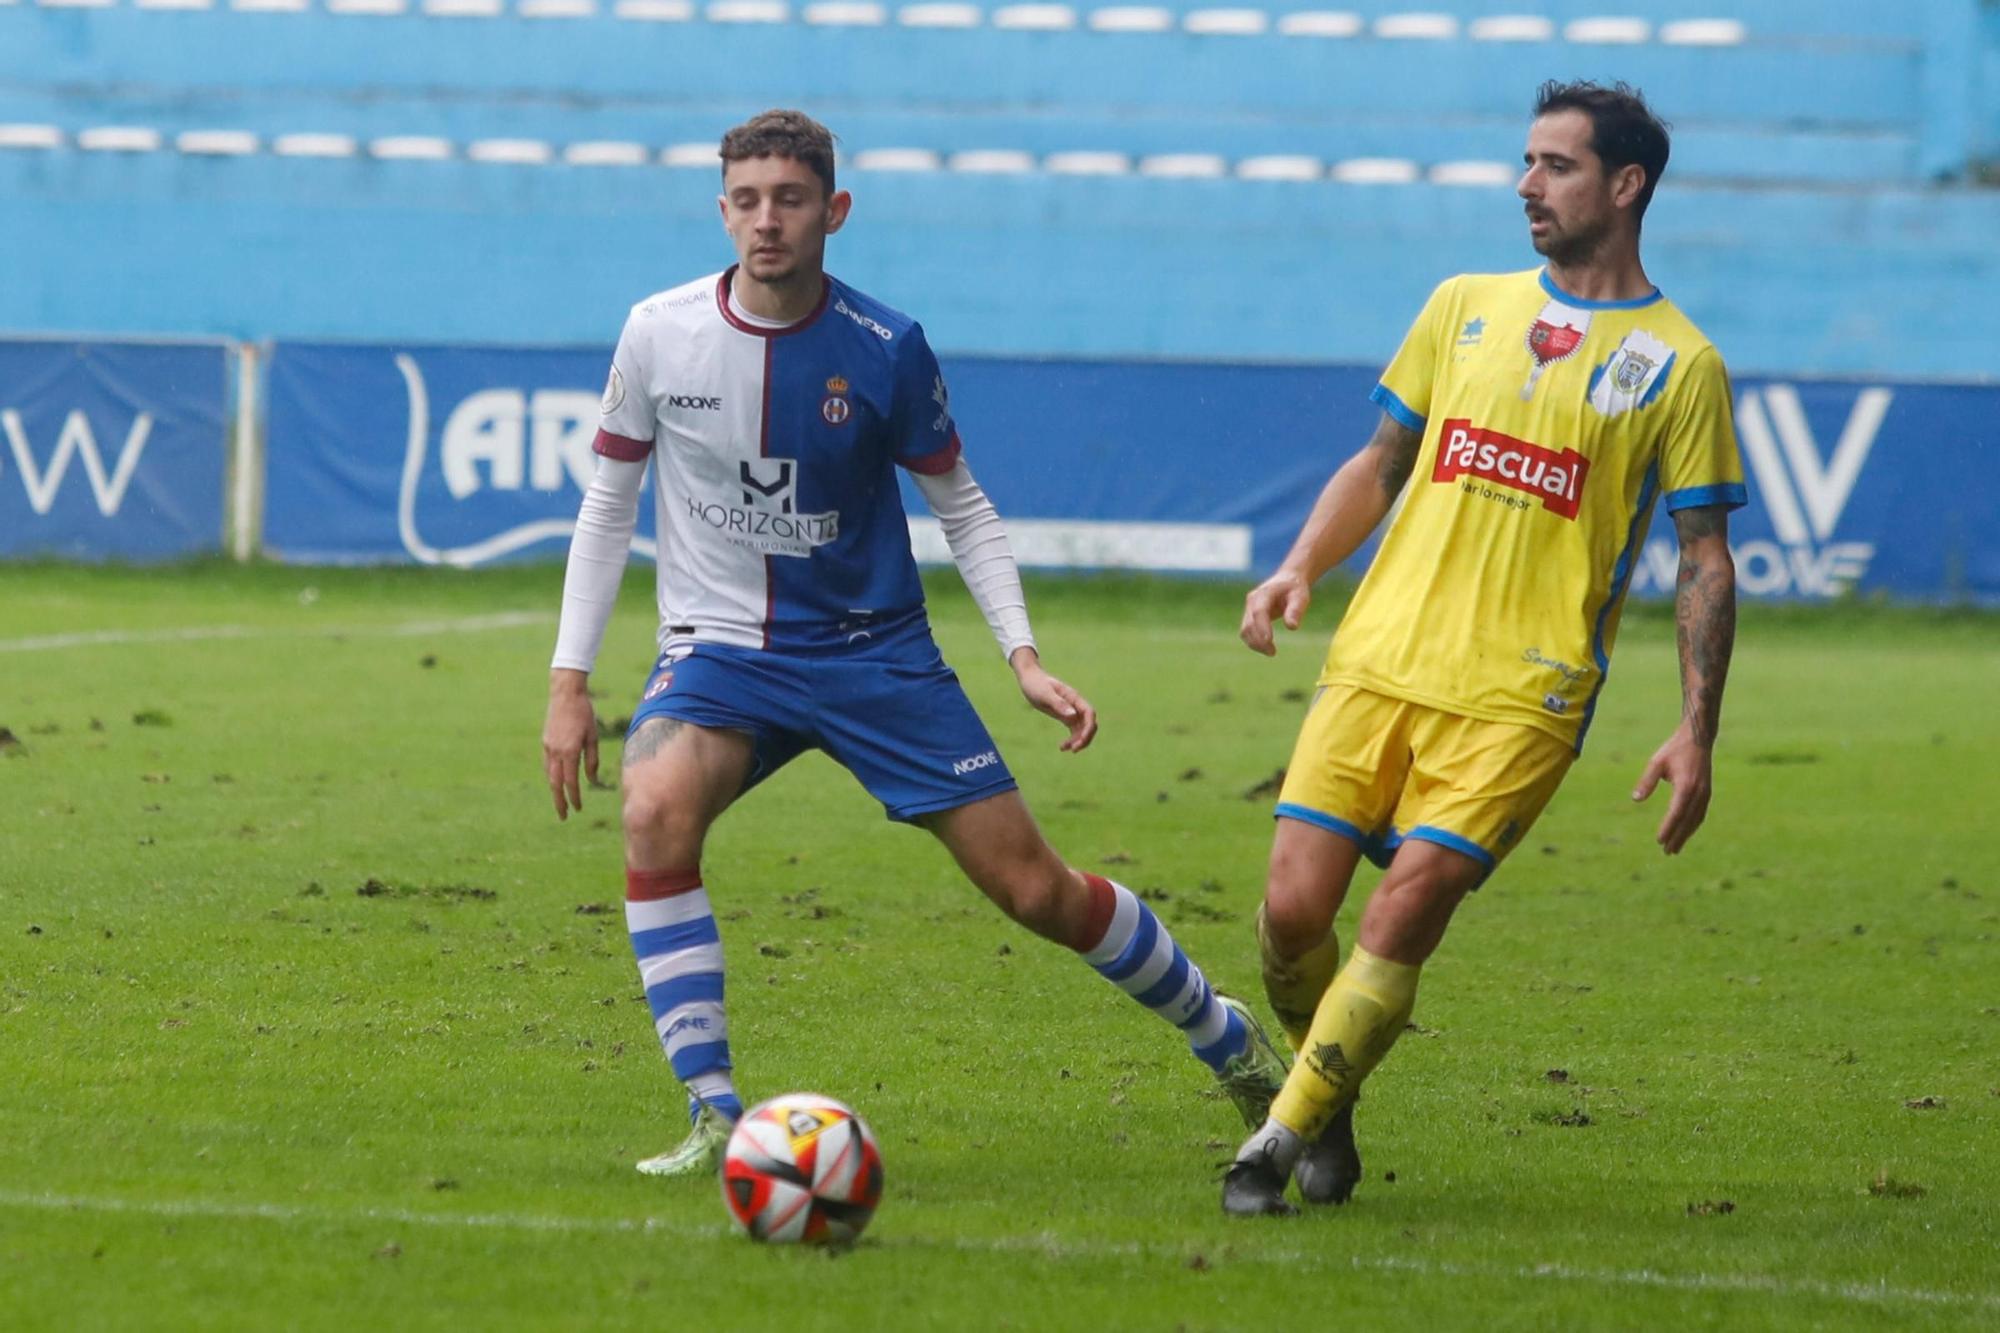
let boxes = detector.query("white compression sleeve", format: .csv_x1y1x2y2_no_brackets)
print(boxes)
913,459,1036,660
550,456,648,673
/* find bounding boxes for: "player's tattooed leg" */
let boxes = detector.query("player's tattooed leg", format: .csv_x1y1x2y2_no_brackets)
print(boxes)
623,717,687,767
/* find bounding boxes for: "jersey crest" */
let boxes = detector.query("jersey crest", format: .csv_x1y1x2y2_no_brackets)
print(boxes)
1521,298,1592,401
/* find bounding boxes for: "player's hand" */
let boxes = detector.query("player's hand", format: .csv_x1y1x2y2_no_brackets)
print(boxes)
1241,568,1312,656
1010,648,1098,753
543,669,600,821
1632,721,1713,855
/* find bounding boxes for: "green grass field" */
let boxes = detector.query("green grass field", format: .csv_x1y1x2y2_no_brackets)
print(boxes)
3,562,1997,1330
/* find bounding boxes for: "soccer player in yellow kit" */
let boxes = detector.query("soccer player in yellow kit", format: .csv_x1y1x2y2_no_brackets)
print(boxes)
1223,81,1744,1216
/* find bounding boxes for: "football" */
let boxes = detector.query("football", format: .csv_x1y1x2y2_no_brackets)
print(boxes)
720,1094,884,1244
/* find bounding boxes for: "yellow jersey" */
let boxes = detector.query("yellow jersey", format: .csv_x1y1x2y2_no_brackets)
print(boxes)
1324,268,1746,750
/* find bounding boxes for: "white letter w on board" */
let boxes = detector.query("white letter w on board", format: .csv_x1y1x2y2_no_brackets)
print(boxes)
1,409,155,517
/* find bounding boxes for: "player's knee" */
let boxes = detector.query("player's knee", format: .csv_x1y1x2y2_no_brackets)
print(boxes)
620,783,704,861
990,864,1074,940
1263,851,1338,956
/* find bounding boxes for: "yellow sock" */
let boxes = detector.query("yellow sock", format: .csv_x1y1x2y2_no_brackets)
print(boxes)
1256,905,1342,1054
1268,945,1421,1139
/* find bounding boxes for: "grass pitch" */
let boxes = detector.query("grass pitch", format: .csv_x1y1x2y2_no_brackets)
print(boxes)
2,562,1997,1331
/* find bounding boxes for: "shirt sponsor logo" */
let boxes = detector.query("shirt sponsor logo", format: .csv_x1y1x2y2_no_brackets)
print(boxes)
1433,420,1589,519
687,456,839,556
667,394,722,411
952,750,1001,776
1521,646,1589,686
834,298,894,341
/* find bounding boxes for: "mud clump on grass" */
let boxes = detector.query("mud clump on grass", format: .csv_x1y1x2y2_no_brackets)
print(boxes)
1870,1171,1926,1199
355,878,497,903
1686,1200,1735,1217
1242,768,1287,800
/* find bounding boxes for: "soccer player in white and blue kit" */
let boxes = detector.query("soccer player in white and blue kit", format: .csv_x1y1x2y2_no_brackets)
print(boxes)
541,110,1286,1177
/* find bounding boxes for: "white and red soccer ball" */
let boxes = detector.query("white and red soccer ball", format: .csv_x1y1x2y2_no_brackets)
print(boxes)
721,1094,883,1244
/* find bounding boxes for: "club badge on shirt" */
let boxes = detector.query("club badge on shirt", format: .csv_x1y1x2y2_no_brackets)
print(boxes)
1521,299,1592,401
822,375,851,426
1587,330,1675,418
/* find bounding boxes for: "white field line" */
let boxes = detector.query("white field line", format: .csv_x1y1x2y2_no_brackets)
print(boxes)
0,611,552,654
0,1188,1995,1313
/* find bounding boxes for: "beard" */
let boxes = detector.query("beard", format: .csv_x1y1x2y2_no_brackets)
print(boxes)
1529,212,1612,268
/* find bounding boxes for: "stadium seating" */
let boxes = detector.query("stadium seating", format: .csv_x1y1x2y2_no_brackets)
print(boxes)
0,0,1995,375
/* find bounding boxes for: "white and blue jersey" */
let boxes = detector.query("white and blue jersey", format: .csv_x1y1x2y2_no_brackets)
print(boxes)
596,266,962,654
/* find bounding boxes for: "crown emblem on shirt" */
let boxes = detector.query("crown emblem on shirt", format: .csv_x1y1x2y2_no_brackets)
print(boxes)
822,375,852,426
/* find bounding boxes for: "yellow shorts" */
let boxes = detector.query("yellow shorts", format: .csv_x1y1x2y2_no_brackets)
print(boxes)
1274,682,1575,877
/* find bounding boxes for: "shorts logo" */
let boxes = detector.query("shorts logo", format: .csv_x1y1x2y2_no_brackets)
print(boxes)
643,672,674,701
952,750,1000,776
1434,420,1589,519
822,375,851,426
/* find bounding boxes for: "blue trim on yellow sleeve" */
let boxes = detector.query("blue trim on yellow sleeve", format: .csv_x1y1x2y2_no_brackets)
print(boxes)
1370,383,1425,434
1403,826,1496,869
1665,483,1748,512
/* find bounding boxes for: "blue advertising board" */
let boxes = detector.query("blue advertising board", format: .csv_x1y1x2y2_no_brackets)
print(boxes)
263,342,654,565
260,339,1999,605
0,338,229,560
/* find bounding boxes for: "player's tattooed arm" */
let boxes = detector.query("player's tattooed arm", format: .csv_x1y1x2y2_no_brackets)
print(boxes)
1241,409,1422,655
1373,414,1426,500
1671,505,1737,748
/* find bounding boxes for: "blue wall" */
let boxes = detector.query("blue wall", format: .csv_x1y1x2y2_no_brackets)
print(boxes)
4,152,1996,379
1,0,1996,379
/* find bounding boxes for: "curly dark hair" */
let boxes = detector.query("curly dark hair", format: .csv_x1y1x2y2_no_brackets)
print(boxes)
719,109,838,197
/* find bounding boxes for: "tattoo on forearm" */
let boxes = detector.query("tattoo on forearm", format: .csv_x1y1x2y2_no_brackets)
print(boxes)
1673,534,1736,748
1376,422,1424,498
622,717,685,767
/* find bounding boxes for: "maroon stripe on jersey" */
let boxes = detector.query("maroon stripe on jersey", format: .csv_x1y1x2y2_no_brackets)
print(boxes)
760,337,775,651
593,428,653,462
900,432,963,476
626,866,703,901
715,265,832,338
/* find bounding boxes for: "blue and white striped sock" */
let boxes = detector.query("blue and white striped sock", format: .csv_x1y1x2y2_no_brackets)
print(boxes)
626,866,743,1125
1077,874,1247,1073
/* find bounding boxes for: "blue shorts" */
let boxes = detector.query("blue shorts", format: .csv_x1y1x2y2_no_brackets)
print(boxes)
626,620,1017,823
